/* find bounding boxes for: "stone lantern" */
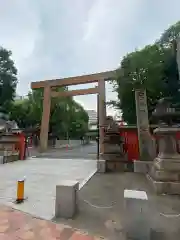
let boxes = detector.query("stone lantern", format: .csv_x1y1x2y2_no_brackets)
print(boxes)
148,97,180,194
101,116,128,171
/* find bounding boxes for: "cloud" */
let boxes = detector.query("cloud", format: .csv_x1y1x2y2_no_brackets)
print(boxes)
0,0,180,115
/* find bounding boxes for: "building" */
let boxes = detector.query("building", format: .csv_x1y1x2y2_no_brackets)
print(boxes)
86,110,97,124
14,94,28,101
86,110,98,130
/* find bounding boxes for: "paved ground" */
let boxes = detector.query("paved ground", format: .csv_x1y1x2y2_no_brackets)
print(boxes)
0,205,103,239
3,143,180,239
0,144,102,239
56,173,180,240
31,142,97,160
0,157,97,220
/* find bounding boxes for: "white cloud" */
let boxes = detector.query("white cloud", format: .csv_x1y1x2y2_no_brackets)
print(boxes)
0,0,180,116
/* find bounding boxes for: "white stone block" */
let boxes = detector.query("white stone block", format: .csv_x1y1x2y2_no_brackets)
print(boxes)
124,189,147,199
124,189,150,240
55,180,79,219
97,160,106,173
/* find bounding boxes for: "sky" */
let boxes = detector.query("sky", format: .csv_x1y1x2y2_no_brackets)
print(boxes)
0,0,180,116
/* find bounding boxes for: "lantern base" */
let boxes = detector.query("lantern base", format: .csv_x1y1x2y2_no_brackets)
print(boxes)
147,174,180,195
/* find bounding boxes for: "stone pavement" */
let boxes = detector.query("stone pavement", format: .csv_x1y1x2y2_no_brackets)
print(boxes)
60,173,180,239
0,205,104,240
31,143,97,160
0,157,97,220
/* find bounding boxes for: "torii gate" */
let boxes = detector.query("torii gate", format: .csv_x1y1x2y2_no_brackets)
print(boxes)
31,71,114,155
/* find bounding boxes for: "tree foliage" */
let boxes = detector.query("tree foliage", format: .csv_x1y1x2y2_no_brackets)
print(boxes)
112,21,180,124
10,89,89,139
0,47,18,111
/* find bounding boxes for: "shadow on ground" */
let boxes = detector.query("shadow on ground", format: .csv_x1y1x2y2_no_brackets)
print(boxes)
54,173,180,240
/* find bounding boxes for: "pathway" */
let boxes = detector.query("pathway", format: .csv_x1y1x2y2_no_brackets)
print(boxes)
0,144,101,239
0,205,103,239
32,142,97,160
0,157,97,220
60,172,180,239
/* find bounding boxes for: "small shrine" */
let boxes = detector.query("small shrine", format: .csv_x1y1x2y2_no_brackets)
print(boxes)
102,116,129,171
0,111,23,164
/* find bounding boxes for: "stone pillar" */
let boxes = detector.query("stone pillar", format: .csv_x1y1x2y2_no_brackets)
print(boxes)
124,189,150,239
55,180,79,219
97,93,100,159
134,89,155,173
40,86,51,152
135,89,151,160
98,79,106,156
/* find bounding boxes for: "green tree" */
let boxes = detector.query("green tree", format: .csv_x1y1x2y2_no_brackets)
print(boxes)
112,21,180,124
162,40,180,102
113,44,166,123
68,101,89,139
10,100,30,128
0,47,17,111
10,88,89,139
158,21,180,46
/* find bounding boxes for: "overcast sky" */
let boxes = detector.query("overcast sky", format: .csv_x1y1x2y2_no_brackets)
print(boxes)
1,0,180,116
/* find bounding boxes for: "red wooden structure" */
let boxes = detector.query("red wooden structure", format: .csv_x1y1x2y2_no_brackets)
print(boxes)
13,132,26,160
120,126,180,161
120,126,139,161
176,131,180,153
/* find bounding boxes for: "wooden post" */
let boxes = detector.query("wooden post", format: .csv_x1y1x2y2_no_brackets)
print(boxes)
135,89,153,161
40,86,51,152
98,79,106,155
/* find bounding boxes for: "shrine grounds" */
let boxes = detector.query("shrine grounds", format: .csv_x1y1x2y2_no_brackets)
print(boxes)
0,144,180,239
58,172,180,239
0,156,97,220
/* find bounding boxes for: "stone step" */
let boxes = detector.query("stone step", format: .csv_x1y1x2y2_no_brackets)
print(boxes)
154,157,180,171
106,160,133,172
102,154,126,161
150,166,180,182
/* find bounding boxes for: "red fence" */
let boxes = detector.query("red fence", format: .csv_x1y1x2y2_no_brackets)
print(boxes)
120,127,180,161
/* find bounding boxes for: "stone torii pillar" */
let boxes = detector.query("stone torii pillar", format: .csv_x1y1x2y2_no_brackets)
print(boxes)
98,79,106,156
40,86,51,152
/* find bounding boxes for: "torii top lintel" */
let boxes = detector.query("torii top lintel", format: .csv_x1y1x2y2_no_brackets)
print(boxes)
31,70,115,89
